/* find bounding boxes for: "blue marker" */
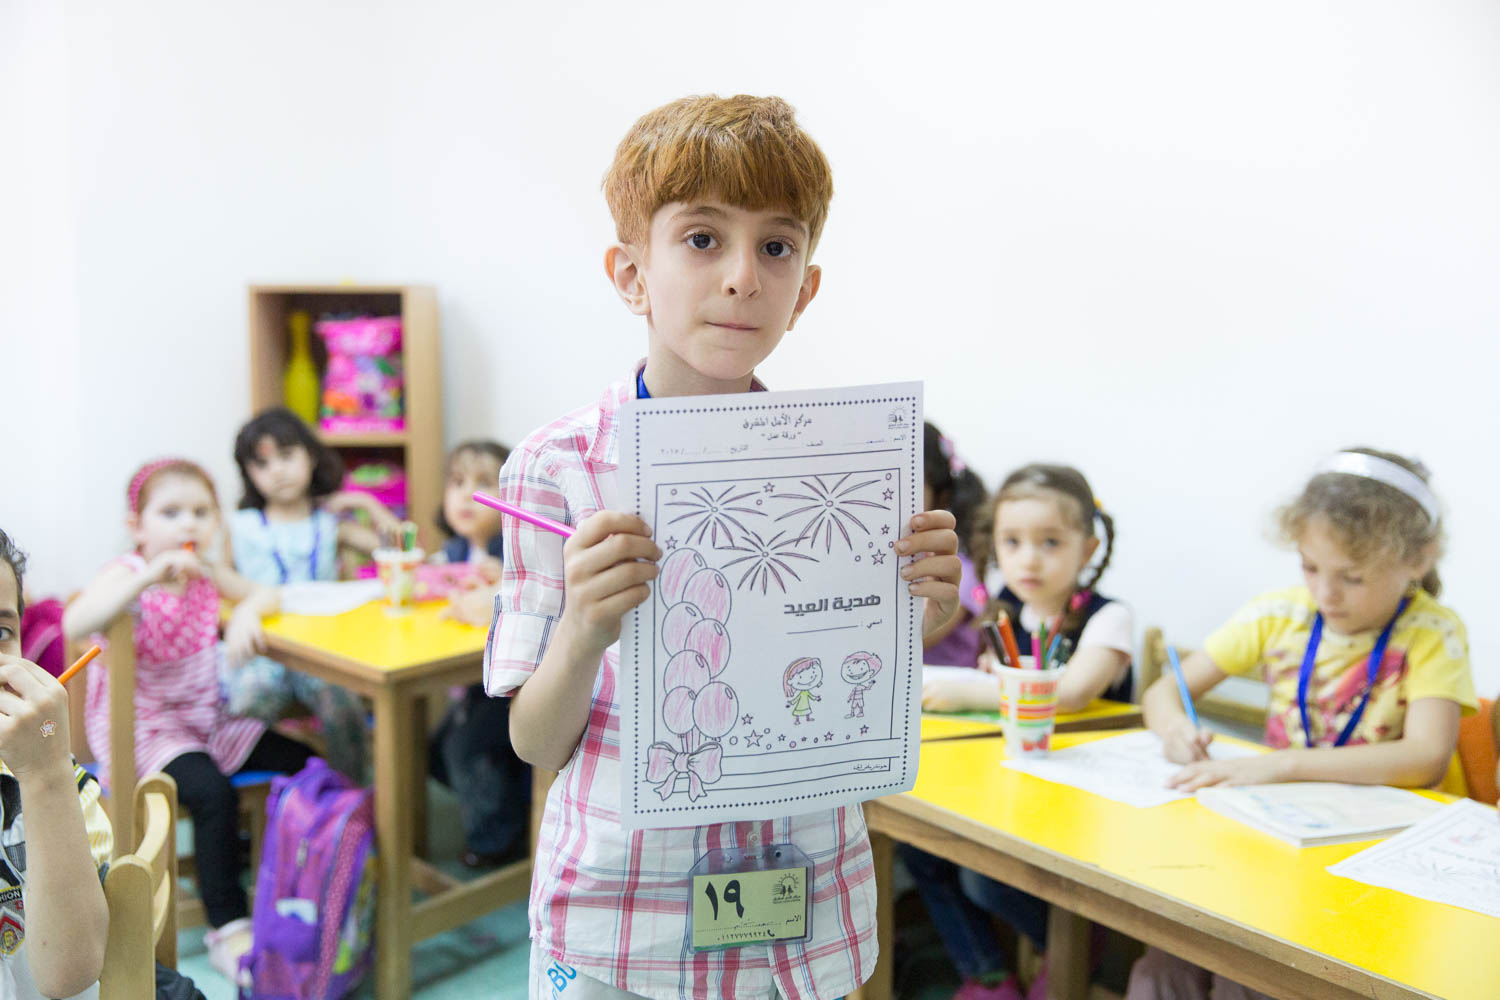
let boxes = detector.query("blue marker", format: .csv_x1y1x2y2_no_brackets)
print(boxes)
1165,644,1200,728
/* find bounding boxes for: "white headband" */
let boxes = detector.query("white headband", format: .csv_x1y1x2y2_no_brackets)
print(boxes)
1317,452,1440,523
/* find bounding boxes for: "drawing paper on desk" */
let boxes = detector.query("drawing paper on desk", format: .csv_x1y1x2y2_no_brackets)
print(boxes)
1197,782,1442,846
278,580,384,616
618,382,923,829
1328,799,1500,919
1002,730,1260,808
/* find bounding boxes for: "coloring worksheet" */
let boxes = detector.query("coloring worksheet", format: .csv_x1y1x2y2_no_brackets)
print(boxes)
1327,799,1500,919
1002,730,1261,809
618,381,923,829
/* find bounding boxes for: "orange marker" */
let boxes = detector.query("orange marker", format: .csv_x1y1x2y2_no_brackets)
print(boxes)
182,541,196,553
58,645,102,687
995,610,1025,672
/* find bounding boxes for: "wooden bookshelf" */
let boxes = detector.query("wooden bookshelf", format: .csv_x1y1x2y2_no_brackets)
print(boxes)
248,284,443,550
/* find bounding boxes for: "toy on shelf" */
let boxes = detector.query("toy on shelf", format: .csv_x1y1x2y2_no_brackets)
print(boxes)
284,310,321,424
317,315,404,434
341,460,407,519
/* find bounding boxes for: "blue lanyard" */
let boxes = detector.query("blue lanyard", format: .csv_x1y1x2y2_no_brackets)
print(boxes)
1297,596,1408,748
258,510,320,585
636,368,651,399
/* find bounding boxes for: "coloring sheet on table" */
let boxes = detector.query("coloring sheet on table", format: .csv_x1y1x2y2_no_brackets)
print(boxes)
618,381,923,829
1002,730,1260,808
1327,799,1500,919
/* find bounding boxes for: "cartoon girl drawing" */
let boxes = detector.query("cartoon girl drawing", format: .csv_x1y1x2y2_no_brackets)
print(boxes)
840,651,882,719
784,657,823,725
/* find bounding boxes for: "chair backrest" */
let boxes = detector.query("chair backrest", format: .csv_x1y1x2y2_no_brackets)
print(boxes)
1456,696,1498,805
100,772,179,1000
105,614,139,857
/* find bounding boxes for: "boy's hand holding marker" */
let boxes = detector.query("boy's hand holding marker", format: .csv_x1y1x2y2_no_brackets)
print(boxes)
558,512,661,658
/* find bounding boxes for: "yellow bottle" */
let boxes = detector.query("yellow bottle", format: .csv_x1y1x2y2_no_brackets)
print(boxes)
284,310,320,424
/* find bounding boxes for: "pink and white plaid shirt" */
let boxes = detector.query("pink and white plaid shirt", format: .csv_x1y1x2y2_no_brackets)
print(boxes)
486,363,877,1000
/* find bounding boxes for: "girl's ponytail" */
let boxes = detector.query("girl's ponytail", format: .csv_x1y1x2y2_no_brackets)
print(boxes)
1420,568,1443,598
1062,506,1114,635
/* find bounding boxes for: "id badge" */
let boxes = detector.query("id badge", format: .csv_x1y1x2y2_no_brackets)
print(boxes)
687,844,813,952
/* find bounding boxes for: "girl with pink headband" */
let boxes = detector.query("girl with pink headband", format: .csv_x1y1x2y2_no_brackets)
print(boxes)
64,458,316,985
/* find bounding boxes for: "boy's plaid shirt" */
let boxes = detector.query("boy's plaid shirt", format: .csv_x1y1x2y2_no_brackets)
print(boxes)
485,364,877,1000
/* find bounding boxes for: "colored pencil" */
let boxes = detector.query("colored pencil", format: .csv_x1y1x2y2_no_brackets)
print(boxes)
1045,632,1063,668
58,645,102,687
1165,644,1201,728
996,612,1024,673
472,491,575,539
981,621,1011,667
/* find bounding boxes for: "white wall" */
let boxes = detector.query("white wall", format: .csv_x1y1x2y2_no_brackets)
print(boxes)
5,0,1499,690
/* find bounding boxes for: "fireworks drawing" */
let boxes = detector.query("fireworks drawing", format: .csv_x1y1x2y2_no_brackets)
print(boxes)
719,529,819,594
774,474,891,553
663,485,767,548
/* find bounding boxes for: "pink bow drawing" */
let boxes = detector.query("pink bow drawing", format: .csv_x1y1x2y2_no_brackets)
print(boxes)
645,741,724,801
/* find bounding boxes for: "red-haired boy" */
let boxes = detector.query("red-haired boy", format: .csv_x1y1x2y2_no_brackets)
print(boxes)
486,95,961,1000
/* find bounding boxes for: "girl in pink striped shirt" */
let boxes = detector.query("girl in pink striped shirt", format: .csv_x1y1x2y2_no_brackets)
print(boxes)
63,459,315,984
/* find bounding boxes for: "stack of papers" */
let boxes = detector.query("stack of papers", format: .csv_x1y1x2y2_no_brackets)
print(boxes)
1197,782,1443,847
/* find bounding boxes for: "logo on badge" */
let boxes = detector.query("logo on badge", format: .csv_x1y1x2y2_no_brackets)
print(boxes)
772,874,802,903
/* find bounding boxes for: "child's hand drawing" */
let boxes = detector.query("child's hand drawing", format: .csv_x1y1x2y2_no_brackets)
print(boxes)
897,510,961,643
650,545,740,800
1167,751,1286,792
840,651,882,719
784,657,823,725
559,511,661,657
1160,716,1214,765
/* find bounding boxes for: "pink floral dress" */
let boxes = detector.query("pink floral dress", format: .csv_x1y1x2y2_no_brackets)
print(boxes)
84,554,266,786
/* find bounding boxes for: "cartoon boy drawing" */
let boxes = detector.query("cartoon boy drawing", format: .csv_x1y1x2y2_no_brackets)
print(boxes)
783,657,822,725
840,651,882,718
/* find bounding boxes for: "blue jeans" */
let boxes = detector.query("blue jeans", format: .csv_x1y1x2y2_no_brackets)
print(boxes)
899,847,1048,980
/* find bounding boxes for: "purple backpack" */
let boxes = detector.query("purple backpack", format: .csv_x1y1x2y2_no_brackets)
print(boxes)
239,758,376,999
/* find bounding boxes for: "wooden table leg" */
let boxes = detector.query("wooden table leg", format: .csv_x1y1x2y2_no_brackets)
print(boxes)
373,688,416,1000
1045,905,1090,1000
847,827,895,1000
410,694,429,857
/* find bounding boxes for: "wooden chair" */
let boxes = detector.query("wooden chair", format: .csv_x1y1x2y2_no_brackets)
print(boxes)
100,773,179,1000
1140,627,1267,728
71,616,273,927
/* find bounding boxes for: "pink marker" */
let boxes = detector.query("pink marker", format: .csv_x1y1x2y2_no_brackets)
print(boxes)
472,491,574,539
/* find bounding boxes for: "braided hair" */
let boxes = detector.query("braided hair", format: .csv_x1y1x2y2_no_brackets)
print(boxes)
971,463,1115,637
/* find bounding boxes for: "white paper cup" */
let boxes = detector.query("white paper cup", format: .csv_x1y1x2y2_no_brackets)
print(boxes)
373,548,424,612
996,657,1063,757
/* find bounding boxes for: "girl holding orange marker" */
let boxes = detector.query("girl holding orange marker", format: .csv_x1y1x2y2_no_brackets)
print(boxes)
63,459,315,985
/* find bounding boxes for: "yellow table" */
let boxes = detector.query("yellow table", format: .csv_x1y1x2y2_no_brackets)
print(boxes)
920,699,1143,742
261,601,530,1000
856,731,1498,1000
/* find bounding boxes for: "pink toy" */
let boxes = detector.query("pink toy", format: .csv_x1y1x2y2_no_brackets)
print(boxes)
317,316,404,433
